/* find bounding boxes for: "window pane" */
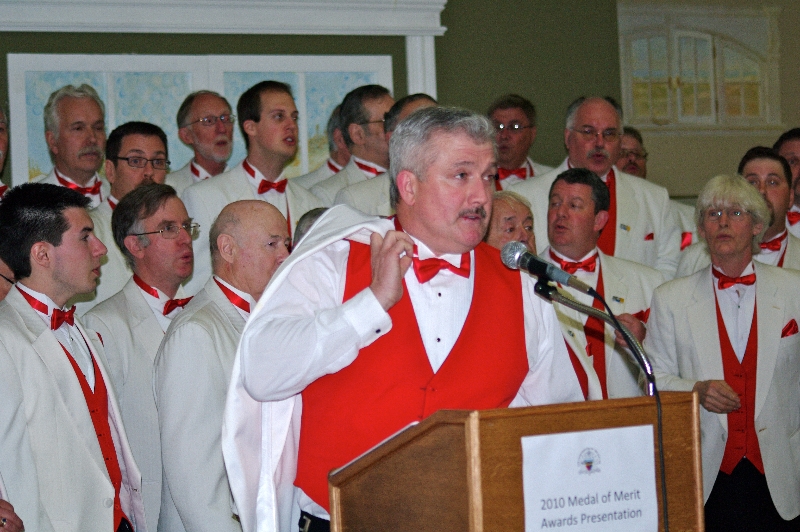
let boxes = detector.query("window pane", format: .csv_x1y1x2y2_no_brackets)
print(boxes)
743,83,760,116
632,81,651,118
725,83,742,116
652,83,669,118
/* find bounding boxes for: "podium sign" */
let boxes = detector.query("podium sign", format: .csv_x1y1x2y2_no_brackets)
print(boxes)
521,425,658,531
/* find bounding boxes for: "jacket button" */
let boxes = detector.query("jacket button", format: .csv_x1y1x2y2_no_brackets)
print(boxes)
104,498,113,508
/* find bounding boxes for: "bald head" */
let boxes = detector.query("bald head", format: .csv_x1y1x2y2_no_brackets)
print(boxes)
210,200,290,300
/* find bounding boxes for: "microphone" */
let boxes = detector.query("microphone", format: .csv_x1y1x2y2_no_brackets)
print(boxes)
500,241,594,295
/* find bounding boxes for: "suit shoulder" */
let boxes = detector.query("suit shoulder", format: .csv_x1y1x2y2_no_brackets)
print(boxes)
603,254,664,284
84,288,134,324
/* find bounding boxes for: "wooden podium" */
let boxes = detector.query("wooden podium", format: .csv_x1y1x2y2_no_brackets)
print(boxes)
328,392,704,531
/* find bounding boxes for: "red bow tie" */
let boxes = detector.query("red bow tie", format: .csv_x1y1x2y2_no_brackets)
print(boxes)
497,167,527,181
163,297,192,316
0,184,8,198
549,250,598,275
760,232,786,251
412,250,470,283
56,173,102,197
712,268,756,290
258,179,287,194
51,307,76,330
17,286,75,330
787,211,800,226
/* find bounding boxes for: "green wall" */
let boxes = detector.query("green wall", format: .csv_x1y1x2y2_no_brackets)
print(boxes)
438,0,622,167
0,0,622,184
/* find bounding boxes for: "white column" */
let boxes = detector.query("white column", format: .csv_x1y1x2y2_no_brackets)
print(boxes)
405,35,437,99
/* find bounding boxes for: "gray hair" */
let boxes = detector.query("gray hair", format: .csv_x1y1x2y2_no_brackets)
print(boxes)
493,190,531,210
44,84,105,137
388,107,495,208
325,105,342,153
177,90,231,129
695,174,770,254
564,96,621,131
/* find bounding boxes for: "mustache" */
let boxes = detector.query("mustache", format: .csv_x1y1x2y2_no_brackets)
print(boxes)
588,148,610,159
78,146,103,157
458,206,488,220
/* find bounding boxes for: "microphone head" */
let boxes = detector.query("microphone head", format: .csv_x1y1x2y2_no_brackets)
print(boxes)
501,241,527,269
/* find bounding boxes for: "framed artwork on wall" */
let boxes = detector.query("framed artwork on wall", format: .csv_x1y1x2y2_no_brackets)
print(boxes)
7,53,393,186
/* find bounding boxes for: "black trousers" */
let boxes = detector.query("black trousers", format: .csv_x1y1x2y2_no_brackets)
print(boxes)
299,511,330,532
705,459,800,532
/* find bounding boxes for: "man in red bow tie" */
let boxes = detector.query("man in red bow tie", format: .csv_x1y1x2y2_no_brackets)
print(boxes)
309,85,395,206
646,173,800,530
333,93,438,217
181,80,322,296
155,200,289,532
773,129,800,240
677,147,800,276
0,183,146,531
509,96,681,279
70,121,171,316
84,183,194,532
35,84,109,209
487,94,553,190
542,168,663,401
222,106,583,532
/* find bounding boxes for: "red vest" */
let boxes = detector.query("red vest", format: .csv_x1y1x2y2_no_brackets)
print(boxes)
61,341,129,530
596,169,617,256
714,296,765,474
295,241,529,509
564,270,608,399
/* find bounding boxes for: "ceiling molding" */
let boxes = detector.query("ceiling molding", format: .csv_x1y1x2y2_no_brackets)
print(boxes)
0,0,448,36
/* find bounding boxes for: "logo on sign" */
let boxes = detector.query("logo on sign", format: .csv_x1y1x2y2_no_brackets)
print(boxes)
578,448,601,474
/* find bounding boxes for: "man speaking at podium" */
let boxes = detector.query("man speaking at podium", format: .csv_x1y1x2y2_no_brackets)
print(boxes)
223,107,583,532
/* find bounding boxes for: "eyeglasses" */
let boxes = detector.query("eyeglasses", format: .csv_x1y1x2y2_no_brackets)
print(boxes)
184,114,236,127
0,272,13,285
494,122,534,133
130,222,200,240
619,149,648,161
358,119,385,126
705,208,749,222
571,127,621,142
112,156,170,170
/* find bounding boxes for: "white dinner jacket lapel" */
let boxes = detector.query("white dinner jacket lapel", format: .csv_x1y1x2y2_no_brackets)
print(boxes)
753,262,782,420
612,170,640,262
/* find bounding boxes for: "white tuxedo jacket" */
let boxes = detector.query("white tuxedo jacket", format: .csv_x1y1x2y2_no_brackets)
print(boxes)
0,288,146,532
35,169,110,209
676,233,800,278
69,201,132,316
180,162,323,295
154,278,245,532
333,173,393,217
83,279,165,532
544,249,664,399
292,160,336,190
644,263,800,519
509,159,680,279
165,162,196,197
309,159,377,206
672,200,697,252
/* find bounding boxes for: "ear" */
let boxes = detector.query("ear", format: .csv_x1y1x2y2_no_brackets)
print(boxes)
396,169,420,206
242,119,258,139
752,220,764,237
332,128,348,152
216,233,237,265
30,242,53,270
564,128,571,150
45,130,58,155
124,235,147,260
177,126,194,147
348,123,365,147
104,159,117,185
593,210,610,233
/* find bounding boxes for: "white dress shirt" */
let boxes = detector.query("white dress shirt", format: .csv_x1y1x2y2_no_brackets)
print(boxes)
755,230,788,267
242,160,289,219
712,262,756,362
135,281,191,332
545,248,600,322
